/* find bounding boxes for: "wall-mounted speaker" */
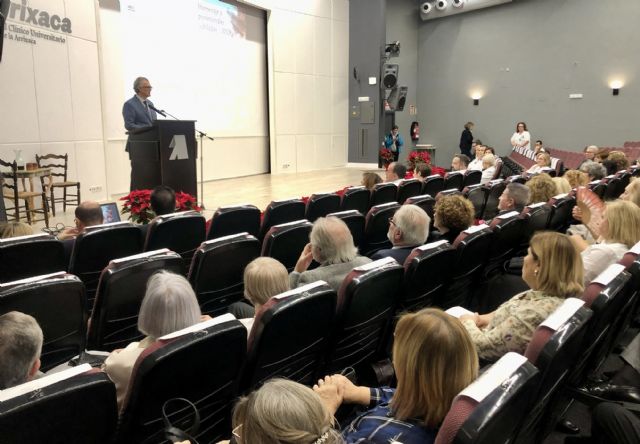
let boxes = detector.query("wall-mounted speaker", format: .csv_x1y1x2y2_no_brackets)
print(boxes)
382,64,399,89
387,86,408,112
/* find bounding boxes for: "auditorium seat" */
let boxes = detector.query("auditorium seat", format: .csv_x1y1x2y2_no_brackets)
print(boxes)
588,179,607,199
370,182,397,207
493,158,504,179
0,272,86,371
547,193,576,232
435,353,539,444
261,219,313,271
435,188,462,200
0,366,117,444
87,249,184,352
340,186,370,214
0,233,65,282
143,211,206,268
241,281,336,390
443,171,464,191
396,179,422,204
305,192,341,222
188,233,260,317
361,202,400,257
486,211,525,275
68,222,143,308
324,258,403,375
404,194,436,220
421,174,444,197
462,169,481,188
327,210,365,248
207,204,261,240
463,184,488,219
116,315,246,444
402,240,455,311
603,174,624,200
521,202,552,242
259,198,306,240
481,179,507,220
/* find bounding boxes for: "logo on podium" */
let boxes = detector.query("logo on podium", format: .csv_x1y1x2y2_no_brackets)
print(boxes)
169,135,189,160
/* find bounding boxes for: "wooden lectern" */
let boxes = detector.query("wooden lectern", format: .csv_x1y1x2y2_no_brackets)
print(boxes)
127,120,198,198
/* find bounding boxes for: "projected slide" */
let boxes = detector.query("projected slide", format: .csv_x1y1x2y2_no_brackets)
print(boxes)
120,0,267,138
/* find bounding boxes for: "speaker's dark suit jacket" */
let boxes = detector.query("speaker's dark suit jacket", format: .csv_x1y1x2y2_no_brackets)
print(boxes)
371,246,417,265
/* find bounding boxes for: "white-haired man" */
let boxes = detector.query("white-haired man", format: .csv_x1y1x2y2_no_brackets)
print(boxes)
290,217,371,290
0,311,43,390
371,205,430,265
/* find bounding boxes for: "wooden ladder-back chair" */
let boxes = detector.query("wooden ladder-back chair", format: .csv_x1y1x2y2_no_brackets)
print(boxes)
36,153,80,216
0,158,49,227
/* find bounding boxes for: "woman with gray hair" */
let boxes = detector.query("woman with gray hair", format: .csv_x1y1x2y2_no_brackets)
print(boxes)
104,271,204,411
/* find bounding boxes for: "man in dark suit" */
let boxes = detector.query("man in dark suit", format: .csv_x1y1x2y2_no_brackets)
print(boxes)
371,204,430,265
122,77,158,190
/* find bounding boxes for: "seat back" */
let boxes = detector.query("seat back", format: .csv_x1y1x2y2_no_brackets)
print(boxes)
324,258,403,374
405,194,436,231
242,282,337,390
370,182,398,207
69,222,143,306
463,184,488,219
0,234,65,282
521,202,552,242
443,171,464,191
0,272,86,371
603,175,624,200
482,179,507,220
259,199,306,240
341,186,370,214
35,153,70,182
486,211,525,274
589,179,607,199
207,204,261,240
547,193,576,232
402,240,455,310
87,249,184,351
305,193,341,222
396,179,422,203
261,219,313,271
118,316,246,444
463,169,482,188
188,233,261,316
143,211,206,267
327,210,365,248
422,174,444,197
493,158,503,179
361,202,401,257
435,353,539,444
0,367,117,444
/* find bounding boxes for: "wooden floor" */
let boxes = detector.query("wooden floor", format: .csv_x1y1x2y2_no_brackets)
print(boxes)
32,166,382,231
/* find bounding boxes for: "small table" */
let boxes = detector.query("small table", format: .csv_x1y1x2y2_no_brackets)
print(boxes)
2,167,52,224
415,144,436,164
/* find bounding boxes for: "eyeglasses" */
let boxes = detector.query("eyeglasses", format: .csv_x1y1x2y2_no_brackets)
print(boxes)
232,424,242,439
388,217,396,226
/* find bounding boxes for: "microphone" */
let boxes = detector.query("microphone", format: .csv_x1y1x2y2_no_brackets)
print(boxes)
148,103,167,117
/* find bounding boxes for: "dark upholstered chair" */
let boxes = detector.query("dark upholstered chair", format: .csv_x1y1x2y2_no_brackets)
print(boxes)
589,179,607,199
486,211,525,275
404,194,436,232
324,258,403,374
547,193,576,232
340,186,370,214
370,182,397,207
143,211,206,267
305,193,341,222
482,179,507,220
0,272,86,371
435,353,539,444
0,233,65,282
261,219,313,271
0,367,117,444
462,169,482,188
603,175,624,200
464,184,488,219
327,210,365,248
521,202,552,243
421,174,444,197
259,198,306,240
69,222,143,308
443,171,464,191
361,202,401,257
188,233,261,317
435,188,462,200
87,249,184,352
207,204,261,240
402,240,455,311
241,282,337,391
396,179,422,204
116,316,246,444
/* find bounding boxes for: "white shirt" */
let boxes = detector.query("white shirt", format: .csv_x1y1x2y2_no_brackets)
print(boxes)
526,164,545,174
468,158,484,171
581,241,628,284
481,166,496,184
511,131,531,149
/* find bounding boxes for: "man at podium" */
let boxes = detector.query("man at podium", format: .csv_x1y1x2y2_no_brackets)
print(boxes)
123,76,157,190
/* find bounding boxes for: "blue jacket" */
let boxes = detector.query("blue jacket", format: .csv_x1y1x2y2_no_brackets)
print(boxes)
384,133,404,154
122,95,157,132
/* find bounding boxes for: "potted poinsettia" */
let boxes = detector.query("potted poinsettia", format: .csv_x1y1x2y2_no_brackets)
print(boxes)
407,150,431,170
379,148,394,169
120,189,202,224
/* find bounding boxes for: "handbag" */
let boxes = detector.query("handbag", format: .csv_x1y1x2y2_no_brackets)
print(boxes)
163,398,201,444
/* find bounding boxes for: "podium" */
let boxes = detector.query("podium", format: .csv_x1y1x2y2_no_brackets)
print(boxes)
127,120,198,198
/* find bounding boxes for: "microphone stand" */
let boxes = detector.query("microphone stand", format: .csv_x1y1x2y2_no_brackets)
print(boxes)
151,105,213,209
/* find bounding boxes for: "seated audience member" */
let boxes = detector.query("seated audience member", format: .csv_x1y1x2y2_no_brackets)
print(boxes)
533,140,546,155
497,183,530,216
594,149,609,163
57,201,104,240
571,200,640,284
526,152,552,174
361,172,382,191
231,379,343,444
103,271,205,410
578,145,599,169
480,153,497,184
430,195,474,244
621,178,640,207
468,144,485,171
527,173,556,204
451,154,470,172
564,169,590,189
228,257,290,335
608,150,630,172
314,308,478,444
0,221,33,239
290,217,371,290
580,161,607,181
553,176,572,194
141,185,177,239
385,162,407,183
602,159,619,177
460,232,584,361
484,146,496,155
414,163,432,182
0,311,43,390
372,205,430,264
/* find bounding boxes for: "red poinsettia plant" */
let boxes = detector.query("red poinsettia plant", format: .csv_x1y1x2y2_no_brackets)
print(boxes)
407,150,431,169
380,148,394,164
120,189,202,225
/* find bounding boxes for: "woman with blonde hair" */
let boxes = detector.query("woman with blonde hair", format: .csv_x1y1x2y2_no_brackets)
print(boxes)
552,177,572,194
563,170,589,189
230,379,343,444
526,152,552,174
621,178,640,207
527,173,556,204
460,232,583,361
314,308,478,443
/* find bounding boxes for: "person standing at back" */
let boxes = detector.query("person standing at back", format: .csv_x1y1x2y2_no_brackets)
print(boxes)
459,122,474,158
